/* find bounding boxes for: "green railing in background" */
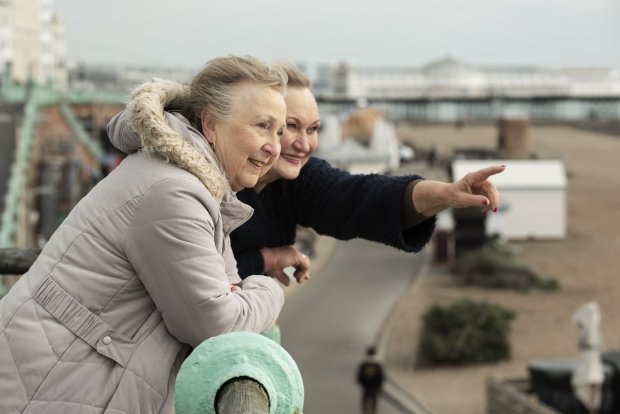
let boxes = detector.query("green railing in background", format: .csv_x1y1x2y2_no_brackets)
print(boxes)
59,102,104,161
0,80,127,297
68,89,128,105
0,88,40,249
0,82,127,248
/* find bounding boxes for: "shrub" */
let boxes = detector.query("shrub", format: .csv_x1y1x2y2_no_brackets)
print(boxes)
451,236,560,292
419,299,516,366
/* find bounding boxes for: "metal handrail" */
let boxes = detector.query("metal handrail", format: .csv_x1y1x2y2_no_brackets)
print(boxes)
382,375,436,414
0,84,114,248
0,90,39,248
0,250,305,413
59,102,104,161
0,248,40,275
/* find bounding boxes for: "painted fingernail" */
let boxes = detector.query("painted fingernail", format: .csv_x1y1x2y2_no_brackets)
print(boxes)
482,199,489,206
493,207,498,213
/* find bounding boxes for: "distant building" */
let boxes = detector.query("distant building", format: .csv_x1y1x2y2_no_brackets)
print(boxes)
0,0,67,87
315,57,620,100
452,159,567,240
315,110,400,174
314,57,620,122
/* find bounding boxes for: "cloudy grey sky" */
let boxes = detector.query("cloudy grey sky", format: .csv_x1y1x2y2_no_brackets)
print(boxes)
54,0,620,73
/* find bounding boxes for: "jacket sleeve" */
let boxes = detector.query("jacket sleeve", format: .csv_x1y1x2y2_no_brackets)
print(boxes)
292,157,436,252
124,177,283,347
222,236,243,283
106,111,143,154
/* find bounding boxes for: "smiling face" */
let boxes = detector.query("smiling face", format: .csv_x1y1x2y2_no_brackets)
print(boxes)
202,82,286,192
257,87,320,188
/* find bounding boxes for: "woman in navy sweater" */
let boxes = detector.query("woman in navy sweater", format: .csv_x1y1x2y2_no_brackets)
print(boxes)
107,63,504,285
231,62,504,284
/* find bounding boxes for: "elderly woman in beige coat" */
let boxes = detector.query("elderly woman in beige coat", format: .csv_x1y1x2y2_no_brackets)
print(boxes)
0,56,287,413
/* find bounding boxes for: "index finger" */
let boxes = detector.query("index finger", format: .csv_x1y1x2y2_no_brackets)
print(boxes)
468,165,506,183
299,253,311,269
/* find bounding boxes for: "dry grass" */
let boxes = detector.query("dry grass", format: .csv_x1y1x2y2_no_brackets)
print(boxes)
383,123,620,414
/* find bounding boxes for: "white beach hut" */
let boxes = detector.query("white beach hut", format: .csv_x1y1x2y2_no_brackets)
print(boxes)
451,159,567,239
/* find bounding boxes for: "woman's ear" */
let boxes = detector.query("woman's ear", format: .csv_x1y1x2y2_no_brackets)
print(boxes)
201,111,217,144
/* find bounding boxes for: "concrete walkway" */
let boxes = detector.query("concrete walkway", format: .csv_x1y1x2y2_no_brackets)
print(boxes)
280,235,431,413
276,160,444,413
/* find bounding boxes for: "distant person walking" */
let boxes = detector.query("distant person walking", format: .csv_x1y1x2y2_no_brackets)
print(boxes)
357,346,385,414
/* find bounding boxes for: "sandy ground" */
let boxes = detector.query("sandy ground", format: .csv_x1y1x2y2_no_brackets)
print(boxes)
381,124,620,414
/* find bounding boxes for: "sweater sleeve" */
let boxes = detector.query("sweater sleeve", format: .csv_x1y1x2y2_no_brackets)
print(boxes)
234,249,266,279
124,177,283,347
291,157,436,252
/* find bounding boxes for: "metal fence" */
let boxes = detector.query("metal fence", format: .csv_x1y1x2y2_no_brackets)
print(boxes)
382,375,436,414
486,377,561,414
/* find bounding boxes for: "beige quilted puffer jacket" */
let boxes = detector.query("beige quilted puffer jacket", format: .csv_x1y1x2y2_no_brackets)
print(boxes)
0,80,284,413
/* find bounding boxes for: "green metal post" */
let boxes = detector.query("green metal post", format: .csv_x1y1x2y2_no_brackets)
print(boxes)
175,331,304,414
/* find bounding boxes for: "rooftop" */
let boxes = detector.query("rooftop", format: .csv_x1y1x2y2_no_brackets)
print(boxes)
452,159,567,189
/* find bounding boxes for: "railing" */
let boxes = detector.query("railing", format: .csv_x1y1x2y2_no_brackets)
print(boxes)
59,102,104,161
382,375,436,414
486,377,561,414
0,83,113,250
0,248,41,275
215,378,270,414
0,90,40,249
176,331,304,414
0,248,305,413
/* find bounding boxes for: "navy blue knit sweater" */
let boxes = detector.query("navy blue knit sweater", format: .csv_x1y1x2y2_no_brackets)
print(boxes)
231,157,436,278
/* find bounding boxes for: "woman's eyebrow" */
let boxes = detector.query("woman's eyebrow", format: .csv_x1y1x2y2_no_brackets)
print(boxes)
256,114,280,122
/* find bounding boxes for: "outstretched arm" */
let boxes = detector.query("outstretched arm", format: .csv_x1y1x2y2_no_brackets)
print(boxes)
291,157,437,252
412,165,505,217
232,158,437,281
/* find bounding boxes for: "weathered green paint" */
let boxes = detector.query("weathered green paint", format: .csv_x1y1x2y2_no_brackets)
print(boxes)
0,84,114,250
0,80,126,296
0,90,39,248
175,332,304,414
262,322,282,344
68,89,127,105
59,103,103,160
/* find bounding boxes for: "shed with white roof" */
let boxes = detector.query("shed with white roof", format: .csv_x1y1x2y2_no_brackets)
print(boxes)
451,159,567,239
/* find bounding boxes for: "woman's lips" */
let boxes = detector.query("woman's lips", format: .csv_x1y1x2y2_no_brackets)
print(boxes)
281,154,304,165
248,158,267,170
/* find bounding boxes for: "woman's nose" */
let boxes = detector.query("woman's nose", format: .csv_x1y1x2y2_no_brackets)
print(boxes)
263,140,281,158
292,132,311,152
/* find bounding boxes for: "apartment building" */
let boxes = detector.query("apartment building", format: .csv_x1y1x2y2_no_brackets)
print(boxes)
0,0,67,87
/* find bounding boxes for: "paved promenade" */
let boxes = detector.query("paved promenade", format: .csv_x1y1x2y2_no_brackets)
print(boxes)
283,126,620,413
382,124,620,413
280,235,427,414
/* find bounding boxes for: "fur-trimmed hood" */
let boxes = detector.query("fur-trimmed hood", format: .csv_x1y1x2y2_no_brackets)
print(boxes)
108,79,227,202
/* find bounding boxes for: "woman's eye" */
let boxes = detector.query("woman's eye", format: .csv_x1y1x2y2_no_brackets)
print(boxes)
287,123,298,130
257,122,270,129
308,126,319,134
277,128,284,137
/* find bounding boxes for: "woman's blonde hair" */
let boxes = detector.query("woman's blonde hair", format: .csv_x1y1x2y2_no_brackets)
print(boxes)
273,61,311,89
177,55,288,127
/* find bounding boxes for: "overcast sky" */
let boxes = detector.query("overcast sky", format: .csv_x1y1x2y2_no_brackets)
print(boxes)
54,0,620,74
